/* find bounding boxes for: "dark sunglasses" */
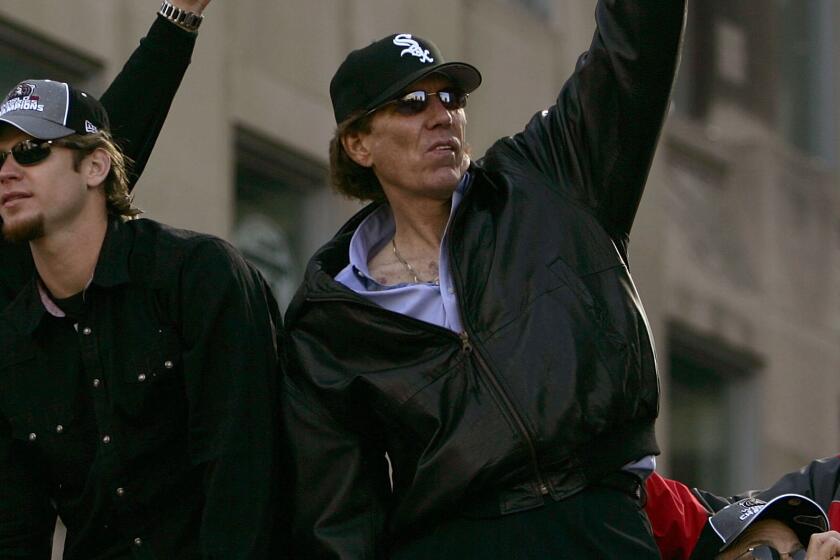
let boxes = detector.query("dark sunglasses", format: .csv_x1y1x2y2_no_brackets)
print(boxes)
734,544,807,560
372,89,469,116
0,138,62,168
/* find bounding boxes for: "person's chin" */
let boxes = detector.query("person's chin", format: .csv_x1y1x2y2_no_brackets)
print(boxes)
2,214,45,243
426,172,462,194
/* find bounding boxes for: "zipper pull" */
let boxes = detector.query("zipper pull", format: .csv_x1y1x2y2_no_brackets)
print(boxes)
539,483,550,496
459,331,472,353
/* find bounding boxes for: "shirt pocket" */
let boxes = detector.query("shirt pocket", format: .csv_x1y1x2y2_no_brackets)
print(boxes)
118,326,185,427
124,326,183,385
546,256,629,351
8,404,94,481
0,344,46,416
0,344,36,393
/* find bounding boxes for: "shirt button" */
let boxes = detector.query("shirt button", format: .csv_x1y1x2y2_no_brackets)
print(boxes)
133,537,143,547
164,360,174,369
92,378,101,388
102,435,111,444
82,327,92,335
28,432,37,441
115,487,125,497
137,373,147,382
55,425,64,434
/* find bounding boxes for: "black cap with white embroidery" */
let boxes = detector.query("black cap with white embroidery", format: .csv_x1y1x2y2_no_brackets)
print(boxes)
708,494,829,553
330,33,482,124
0,79,109,140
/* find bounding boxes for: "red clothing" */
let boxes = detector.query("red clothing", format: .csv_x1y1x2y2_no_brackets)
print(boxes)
645,472,710,560
645,454,840,559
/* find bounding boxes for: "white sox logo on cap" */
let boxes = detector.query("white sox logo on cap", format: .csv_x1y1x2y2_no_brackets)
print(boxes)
393,34,434,63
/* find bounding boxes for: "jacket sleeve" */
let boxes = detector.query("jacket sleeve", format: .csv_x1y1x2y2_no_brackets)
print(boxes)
644,472,711,560
100,15,196,191
655,455,840,559
176,239,282,559
0,418,56,559
756,454,840,531
498,0,686,238
281,367,391,559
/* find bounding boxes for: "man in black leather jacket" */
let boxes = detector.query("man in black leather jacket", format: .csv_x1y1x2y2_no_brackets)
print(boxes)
282,0,687,557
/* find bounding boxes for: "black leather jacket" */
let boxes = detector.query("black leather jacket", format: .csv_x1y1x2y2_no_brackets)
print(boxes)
282,1,686,557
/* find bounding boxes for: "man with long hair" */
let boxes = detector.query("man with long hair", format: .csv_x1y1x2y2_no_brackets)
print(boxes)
0,78,281,558
282,0,687,557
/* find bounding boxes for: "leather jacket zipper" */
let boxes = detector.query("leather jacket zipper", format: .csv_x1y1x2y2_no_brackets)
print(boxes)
305,292,550,496
458,330,549,496
448,173,550,497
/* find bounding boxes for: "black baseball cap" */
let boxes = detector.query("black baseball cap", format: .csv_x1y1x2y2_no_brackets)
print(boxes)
699,494,829,556
0,79,109,140
330,33,482,124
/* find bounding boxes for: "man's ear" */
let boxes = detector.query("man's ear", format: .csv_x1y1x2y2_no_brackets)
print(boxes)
341,130,373,168
83,148,111,189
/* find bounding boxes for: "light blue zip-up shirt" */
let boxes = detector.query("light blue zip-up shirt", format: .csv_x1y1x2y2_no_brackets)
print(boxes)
335,173,470,333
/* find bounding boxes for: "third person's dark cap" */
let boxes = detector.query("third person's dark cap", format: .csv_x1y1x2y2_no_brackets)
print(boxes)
693,494,830,557
330,33,482,124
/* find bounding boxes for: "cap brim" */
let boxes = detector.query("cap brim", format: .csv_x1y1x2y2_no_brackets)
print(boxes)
715,494,829,553
365,61,483,113
0,115,74,140
758,494,830,548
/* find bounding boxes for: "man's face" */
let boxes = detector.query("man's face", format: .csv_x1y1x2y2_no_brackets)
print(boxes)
0,127,87,243
716,519,805,560
347,75,470,203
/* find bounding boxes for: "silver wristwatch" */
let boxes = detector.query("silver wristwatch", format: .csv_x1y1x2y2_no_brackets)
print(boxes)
158,1,204,32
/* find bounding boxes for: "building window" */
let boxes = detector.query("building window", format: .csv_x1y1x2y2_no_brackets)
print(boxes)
234,128,327,311
0,17,102,96
667,325,761,495
508,0,551,19
778,0,836,163
672,0,836,163
672,0,775,124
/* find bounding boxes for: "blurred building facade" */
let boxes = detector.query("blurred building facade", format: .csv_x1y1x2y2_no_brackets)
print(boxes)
0,0,837,553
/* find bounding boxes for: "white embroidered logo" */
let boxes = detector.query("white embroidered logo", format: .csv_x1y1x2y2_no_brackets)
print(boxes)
84,120,98,133
0,83,44,116
393,34,434,64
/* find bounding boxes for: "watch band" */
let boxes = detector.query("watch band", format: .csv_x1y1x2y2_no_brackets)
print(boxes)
158,1,203,32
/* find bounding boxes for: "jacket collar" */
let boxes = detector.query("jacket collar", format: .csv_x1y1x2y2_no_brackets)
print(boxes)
90,216,133,289
2,216,133,335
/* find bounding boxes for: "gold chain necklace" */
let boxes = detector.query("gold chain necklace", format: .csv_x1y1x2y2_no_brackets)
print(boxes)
391,238,438,284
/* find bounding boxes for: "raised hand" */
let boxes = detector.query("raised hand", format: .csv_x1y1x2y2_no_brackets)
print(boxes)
806,531,840,560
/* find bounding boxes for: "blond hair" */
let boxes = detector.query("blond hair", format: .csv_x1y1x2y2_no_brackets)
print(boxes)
61,131,139,218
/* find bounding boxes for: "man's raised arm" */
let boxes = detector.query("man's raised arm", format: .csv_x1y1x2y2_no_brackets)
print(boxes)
499,0,687,239
101,0,210,190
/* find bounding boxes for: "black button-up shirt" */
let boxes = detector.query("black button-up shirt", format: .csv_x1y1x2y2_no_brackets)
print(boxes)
0,218,281,559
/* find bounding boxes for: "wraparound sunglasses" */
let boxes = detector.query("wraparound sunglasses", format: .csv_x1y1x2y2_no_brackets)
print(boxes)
368,89,469,117
0,138,64,168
